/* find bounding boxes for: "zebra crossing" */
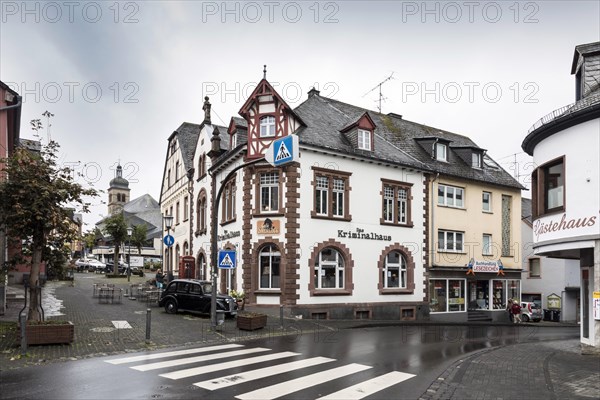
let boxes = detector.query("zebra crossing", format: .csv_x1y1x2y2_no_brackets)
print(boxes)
105,343,416,399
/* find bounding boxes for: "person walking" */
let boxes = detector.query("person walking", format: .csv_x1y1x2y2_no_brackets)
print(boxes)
506,299,514,322
155,269,164,289
511,300,522,324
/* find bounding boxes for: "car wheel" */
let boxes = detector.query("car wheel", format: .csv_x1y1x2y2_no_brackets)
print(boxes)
522,314,530,322
138,271,144,277
165,299,178,314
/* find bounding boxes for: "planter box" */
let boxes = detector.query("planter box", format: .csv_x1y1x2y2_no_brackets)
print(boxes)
236,314,267,331
18,321,74,345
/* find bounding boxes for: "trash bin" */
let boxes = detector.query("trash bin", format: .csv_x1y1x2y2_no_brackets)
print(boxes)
216,310,225,327
543,309,552,321
551,310,561,322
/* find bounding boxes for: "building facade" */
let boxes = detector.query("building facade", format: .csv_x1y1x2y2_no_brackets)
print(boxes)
179,75,520,320
522,41,600,351
521,198,580,322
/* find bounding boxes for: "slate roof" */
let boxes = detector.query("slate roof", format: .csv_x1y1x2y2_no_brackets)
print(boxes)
292,95,523,190
172,122,201,173
96,194,162,240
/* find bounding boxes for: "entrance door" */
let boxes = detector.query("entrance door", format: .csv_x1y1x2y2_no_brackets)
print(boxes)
468,280,490,310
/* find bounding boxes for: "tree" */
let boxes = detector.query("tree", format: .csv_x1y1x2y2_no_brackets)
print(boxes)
102,213,128,274
82,228,101,257
130,224,148,256
0,137,97,321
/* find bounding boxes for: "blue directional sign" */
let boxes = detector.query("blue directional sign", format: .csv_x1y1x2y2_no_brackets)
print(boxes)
163,235,174,248
266,134,299,167
218,250,236,269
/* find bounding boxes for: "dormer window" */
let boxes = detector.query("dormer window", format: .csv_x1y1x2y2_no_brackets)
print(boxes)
472,152,482,168
358,129,372,151
231,133,237,148
436,143,447,161
260,116,276,137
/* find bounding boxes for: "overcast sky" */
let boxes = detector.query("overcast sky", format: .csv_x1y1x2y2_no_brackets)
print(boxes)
2,0,599,230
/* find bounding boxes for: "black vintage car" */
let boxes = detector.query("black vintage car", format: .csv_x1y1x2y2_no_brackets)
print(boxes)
158,279,238,317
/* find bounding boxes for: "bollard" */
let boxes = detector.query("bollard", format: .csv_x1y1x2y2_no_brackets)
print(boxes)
145,308,151,344
19,312,27,355
280,305,284,329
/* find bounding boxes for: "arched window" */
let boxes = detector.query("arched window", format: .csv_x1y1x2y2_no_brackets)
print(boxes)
197,253,206,280
383,251,407,288
259,244,280,289
259,115,275,137
196,190,207,233
183,241,189,256
314,248,344,289
175,244,180,275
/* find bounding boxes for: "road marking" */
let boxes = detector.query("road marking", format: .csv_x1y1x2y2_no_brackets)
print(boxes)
161,351,300,380
318,371,416,399
132,348,271,371
235,363,372,400
111,320,132,329
104,343,244,365
195,356,336,390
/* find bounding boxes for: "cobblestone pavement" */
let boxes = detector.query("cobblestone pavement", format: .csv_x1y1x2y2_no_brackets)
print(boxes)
1,275,598,400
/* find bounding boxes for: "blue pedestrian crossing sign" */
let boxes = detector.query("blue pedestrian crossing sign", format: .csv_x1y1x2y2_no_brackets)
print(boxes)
265,134,299,167
218,250,236,269
163,235,174,248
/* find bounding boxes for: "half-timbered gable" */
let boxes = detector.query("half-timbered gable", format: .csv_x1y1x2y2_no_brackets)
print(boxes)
238,78,305,159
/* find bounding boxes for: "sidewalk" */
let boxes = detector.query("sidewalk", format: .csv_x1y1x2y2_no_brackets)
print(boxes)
1,275,598,400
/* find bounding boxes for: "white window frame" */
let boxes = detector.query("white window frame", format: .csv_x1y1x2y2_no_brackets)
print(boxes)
183,196,189,221
315,176,328,216
259,115,276,138
383,251,407,289
259,245,280,289
314,248,344,289
482,234,493,256
528,258,541,278
436,143,447,161
438,230,464,252
260,172,279,212
438,184,464,208
472,152,482,168
332,178,345,217
482,191,492,212
358,129,371,151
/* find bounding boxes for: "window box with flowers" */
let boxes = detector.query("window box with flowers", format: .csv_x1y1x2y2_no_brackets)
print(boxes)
229,289,245,310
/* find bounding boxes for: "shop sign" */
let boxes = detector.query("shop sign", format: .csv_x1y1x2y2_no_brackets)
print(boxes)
593,292,600,320
217,230,240,241
448,298,465,305
337,227,391,241
467,258,504,275
533,212,598,241
547,293,561,309
257,218,280,235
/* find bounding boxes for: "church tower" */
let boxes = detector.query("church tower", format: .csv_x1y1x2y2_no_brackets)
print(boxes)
107,163,130,215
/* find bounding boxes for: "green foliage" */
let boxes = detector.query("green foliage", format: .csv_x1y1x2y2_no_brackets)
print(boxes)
0,122,98,321
130,224,148,254
102,213,128,274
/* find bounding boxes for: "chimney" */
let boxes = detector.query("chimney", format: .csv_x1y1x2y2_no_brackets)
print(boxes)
308,87,320,98
202,96,211,125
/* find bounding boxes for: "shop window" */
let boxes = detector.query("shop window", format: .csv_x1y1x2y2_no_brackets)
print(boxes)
507,279,520,302
492,280,507,310
429,279,465,313
438,184,464,208
438,230,464,252
259,244,280,289
482,191,492,212
311,167,352,221
528,258,541,278
381,179,412,226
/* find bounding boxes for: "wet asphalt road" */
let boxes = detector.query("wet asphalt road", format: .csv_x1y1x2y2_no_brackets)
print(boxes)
0,324,578,399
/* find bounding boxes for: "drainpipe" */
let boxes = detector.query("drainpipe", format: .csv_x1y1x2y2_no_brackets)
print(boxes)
430,172,440,267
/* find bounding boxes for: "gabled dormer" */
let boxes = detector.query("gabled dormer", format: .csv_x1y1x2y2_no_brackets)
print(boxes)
452,145,486,169
238,69,305,159
227,116,248,150
415,136,452,162
339,112,377,152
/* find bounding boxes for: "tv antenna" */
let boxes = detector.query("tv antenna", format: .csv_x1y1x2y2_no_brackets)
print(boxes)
363,72,395,113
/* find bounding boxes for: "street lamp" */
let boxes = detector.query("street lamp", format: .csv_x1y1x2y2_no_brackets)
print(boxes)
163,215,174,281
126,226,133,282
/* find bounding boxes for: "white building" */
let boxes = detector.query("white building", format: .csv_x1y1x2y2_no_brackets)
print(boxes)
521,198,580,322
522,41,600,352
